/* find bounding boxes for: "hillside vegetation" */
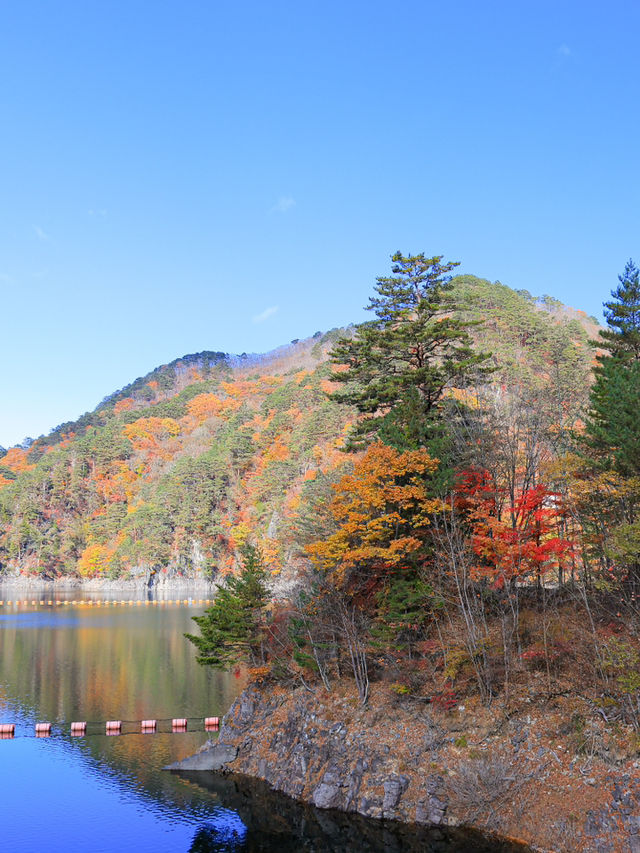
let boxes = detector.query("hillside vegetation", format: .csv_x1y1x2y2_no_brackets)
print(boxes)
7,252,640,853
0,274,595,584
181,254,640,784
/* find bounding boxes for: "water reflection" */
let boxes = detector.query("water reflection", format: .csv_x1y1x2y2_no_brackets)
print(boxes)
181,773,531,853
0,597,530,852
0,599,244,852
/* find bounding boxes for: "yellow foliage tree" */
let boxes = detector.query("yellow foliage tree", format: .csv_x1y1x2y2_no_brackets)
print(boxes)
307,442,440,591
186,393,241,425
77,543,115,577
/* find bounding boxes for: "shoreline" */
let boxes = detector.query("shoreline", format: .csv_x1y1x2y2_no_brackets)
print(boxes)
0,575,218,595
174,682,640,853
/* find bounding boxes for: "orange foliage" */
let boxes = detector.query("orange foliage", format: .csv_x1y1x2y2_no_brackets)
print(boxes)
186,393,241,425
77,543,115,577
95,462,138,503
307,442,440,585
221,376,283,399
1,447,34,474
259,538,281,574
122,417,181,465
123,416,180,446
263,439,290,464
114,398,135,414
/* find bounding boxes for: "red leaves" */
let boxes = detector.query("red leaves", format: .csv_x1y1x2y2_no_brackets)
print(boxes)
457,469,574,587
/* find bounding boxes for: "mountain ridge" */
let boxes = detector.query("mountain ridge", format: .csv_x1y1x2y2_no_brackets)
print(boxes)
0,275,599,580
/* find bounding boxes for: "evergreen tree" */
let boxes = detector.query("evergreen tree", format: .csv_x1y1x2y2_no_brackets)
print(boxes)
583,358,640,477
580,260,640,594
185,544,269,670
584,259,640,473
599,259,640,362
329,251,491,449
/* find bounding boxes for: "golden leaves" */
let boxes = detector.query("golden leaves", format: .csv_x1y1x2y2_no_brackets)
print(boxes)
306,441,439,583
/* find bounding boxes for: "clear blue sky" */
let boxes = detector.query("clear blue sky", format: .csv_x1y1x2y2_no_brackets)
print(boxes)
1,1,638,448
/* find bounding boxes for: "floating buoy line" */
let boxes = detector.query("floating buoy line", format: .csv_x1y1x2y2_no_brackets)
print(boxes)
0,599,213,607
0,716,220,739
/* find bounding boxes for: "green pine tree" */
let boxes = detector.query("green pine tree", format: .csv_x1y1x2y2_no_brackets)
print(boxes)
580,260,640,594
598,259,640,362
583,357,640,477
185,544,269,670
583,259,640,474
329,251,492,450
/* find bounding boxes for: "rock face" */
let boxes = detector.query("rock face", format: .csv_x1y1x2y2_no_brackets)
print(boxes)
164,742,237,771
188,683,640,853
176,770,527,853
211,685,452,827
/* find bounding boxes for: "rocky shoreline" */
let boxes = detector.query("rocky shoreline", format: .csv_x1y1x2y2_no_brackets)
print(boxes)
171,682,640,853
0,574,218,595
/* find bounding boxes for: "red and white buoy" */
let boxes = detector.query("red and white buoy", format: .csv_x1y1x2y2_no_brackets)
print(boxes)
172,718,187,731
35,722,51,737
71,721,86,736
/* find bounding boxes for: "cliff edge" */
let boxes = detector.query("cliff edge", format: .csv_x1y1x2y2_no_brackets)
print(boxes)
174,681,640,852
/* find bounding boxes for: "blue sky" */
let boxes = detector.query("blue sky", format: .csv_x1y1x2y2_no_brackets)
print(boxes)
1,1,638,448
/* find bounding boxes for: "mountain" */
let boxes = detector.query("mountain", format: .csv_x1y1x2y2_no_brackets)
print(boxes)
0,277,598,581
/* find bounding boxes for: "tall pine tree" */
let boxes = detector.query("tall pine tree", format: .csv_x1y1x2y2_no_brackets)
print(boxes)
581,259,640,595
599,259,640,362
329,251,491,450
584,258,640,473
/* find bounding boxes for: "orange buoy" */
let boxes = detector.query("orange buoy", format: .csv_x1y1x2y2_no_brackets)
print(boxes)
204,717,220,729
172,718,187,731
35,722,51,737
140,719,156,732
0,724,15,736
71,721,86,736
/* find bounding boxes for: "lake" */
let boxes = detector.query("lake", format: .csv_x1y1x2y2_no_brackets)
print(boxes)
0,593,528,852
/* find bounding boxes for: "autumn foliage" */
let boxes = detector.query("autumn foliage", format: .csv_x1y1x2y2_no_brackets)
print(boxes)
456,470,574,588
307,442,440,588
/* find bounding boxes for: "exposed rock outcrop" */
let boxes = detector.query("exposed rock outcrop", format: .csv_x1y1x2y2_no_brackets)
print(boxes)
186,682,640,853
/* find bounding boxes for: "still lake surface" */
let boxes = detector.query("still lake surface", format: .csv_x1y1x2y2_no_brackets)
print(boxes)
0,592,528,852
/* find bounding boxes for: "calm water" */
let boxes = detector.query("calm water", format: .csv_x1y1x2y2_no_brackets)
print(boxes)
0,594,528,852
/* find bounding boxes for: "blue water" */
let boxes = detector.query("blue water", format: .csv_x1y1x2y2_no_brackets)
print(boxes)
0,596,529,852
0,597,243,852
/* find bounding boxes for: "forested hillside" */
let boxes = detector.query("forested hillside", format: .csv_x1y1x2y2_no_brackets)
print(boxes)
0,274,597,583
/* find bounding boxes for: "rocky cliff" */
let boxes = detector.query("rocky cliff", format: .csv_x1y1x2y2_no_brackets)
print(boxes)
185,682,640,853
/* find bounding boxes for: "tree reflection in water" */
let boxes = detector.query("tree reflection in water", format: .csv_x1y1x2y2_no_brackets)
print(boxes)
184,772,532,853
